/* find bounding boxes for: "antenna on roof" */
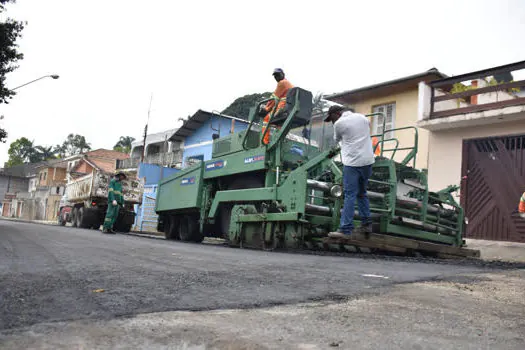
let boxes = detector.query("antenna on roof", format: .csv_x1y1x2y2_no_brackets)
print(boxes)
141,93,153,163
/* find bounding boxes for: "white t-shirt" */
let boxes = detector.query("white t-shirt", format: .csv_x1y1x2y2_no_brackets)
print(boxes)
334,111,375,167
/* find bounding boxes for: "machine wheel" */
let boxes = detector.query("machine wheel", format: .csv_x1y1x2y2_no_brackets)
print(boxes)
114,221,132,233
71,207,78,228
58,212,66,226
77,207,91,228
219,176,264,237
164,215,180,240
179,214,203,242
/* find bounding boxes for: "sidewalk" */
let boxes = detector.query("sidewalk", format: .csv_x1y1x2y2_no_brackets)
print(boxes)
465,238,525,263
0,216,57,226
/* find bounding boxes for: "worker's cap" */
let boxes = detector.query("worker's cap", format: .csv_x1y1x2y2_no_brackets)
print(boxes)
272,68,284,75
325,105,344,122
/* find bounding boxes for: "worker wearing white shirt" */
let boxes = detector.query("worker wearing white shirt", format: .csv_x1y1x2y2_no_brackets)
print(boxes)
325,105,374,238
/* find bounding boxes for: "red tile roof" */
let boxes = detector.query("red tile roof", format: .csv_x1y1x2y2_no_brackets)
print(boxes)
86,149,130,160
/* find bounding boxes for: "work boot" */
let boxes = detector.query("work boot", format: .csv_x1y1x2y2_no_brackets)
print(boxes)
354,224,372,238
328,230,351,239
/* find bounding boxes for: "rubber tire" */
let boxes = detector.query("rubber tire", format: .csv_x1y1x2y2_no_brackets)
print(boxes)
179,215,203,242
71,207,78,228
113,210,133,233
115,222,132,233
92,209,103,230
77,207,91,229
58,212,66,226
165,215,180,240
219,176,264,236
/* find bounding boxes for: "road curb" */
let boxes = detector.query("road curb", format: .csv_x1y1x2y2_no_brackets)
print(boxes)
119,231,166,240
0,217,58,226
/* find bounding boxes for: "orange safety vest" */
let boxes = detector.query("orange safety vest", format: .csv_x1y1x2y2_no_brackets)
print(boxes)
519,192,525,213
372,136,381,156
262,79,293,145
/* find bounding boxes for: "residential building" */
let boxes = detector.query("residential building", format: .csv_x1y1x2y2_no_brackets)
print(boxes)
169,110,249,167
68,149,130,180
418,59,525,243
127,129,182,169
31,159,68,221
0,163,38,218
326,69,447,170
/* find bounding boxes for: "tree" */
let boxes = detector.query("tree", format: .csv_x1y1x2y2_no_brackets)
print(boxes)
6,137,33,167
222,92,272,120
58,134,91,156
0,124,6,143
34,145,56,161
113,136,135,154
0,0,25,141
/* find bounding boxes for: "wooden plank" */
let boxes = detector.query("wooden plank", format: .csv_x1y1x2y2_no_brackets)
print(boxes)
324,236,408,254
433,80,525,102
430,96,525,119
324,232,480,258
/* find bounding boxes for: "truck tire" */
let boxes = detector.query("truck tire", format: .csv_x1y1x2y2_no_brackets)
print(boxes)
92,208,104,230
77,207,91,229
165,215,180,240
220,176,264,237
71,208,78,228
179,214,202,242
58,212,66,226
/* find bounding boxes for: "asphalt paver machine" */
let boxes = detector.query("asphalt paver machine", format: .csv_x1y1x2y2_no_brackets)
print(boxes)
155,87,468,255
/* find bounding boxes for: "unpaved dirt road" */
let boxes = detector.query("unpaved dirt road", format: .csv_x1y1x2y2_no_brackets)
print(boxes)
1,220,524,349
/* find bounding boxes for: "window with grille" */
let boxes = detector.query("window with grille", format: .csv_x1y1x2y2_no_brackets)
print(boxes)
372,103,396,139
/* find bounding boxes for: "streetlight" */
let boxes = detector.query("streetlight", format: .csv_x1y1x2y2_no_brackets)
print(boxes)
11,74,60,91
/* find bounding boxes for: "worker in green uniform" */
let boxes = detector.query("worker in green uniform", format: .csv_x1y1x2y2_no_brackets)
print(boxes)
102,171,127,234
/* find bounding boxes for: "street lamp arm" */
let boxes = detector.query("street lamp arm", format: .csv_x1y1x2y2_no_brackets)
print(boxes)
11,74,60,91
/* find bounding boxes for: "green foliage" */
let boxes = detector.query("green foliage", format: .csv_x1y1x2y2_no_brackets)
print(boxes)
34,145,56,161
56,134,91,156
0,0,24,104
5,138,58,166
222,92,272,120
0,124,6,143
113,136,135,154
0,1,25,140
6,137,33,167
487,77,521,93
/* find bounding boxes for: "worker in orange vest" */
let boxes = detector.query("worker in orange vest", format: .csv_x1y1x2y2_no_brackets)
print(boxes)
519,192,525,215
261,68,293,145
372,136,381,156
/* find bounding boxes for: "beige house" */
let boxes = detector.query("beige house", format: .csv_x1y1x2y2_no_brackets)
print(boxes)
326,69,447,171
418,59,525,243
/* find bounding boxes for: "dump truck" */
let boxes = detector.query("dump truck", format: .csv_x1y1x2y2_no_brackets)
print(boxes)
61,170,144,232
155,87,478,258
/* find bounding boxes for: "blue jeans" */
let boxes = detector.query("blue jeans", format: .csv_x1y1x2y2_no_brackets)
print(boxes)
340,164,372,234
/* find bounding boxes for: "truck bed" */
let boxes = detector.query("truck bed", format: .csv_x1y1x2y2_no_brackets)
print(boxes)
66,172,143,204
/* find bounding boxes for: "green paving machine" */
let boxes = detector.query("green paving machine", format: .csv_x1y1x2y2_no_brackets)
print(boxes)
155,87,465,252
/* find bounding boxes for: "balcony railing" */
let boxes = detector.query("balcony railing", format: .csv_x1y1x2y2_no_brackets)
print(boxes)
117,151,182,169
428,60,525,119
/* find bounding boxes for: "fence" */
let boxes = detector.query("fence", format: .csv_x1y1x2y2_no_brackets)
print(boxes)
134,185,159,233
429,60,525,119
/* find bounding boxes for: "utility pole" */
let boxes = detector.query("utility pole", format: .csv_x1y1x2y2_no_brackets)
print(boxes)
141,94,153,163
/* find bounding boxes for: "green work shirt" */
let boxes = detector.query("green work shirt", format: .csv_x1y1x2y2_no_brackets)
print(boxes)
108,178,124,205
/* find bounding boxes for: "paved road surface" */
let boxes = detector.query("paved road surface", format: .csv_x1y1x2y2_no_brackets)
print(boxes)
1,219,523,349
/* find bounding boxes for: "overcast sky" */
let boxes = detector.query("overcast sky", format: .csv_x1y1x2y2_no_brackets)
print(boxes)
1,0,524,164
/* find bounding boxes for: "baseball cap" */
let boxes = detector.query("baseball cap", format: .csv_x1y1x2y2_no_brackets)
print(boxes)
272,68,284,75
324,105,344,122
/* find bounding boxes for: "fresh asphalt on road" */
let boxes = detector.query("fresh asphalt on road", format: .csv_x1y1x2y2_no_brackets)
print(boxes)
0,219,503,331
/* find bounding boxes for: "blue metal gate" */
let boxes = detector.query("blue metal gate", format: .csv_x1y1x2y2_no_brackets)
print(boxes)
135,185,159,233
